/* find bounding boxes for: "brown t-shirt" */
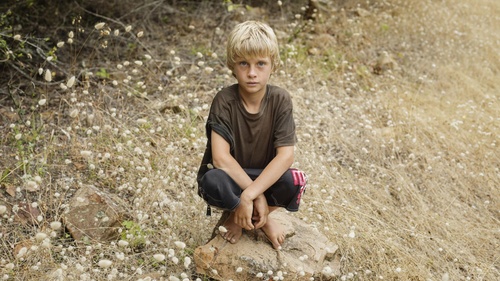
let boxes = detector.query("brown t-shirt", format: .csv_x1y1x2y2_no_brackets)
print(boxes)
197,84,296,183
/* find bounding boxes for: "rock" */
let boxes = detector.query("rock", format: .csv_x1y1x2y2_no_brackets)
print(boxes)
62,185,130,242
307,34,337,56
194,211,339,280
373,51,399,74
355,7,371,17
14,202,41,226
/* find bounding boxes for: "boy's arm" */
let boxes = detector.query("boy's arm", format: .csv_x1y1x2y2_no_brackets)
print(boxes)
211,130,257,230
211,131,253,189
211,130,295,230
244,145,294,229
239,145,294,203
211,130,294,192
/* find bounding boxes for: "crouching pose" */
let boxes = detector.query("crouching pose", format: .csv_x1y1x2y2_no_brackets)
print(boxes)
197,21,307,250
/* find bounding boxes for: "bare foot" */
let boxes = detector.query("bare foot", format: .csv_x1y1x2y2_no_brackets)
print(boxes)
261,217,285,249
220,212,243,244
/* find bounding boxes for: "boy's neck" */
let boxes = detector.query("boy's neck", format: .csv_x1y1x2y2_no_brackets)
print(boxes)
239,84,267,114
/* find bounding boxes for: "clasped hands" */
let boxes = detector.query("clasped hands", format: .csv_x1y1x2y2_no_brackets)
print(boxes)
234,191,269,230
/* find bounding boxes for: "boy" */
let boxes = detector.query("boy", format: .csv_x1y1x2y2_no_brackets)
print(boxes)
197,21,306,250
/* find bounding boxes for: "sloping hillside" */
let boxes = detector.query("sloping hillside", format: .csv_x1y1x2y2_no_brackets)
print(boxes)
0,0,498,280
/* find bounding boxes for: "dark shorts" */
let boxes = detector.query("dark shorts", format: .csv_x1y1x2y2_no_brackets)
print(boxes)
198,168,307,212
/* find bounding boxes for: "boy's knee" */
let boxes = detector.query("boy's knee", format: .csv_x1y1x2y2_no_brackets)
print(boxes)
199,169,240,211
201,169,228,190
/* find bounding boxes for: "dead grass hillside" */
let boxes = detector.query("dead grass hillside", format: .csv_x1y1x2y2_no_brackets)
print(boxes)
0,0,498,280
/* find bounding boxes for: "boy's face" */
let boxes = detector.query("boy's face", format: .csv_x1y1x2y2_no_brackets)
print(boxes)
233,56,272,97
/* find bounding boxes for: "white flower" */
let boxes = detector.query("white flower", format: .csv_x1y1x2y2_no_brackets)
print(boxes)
69,108,79,118
136,118,147,125
0,205,7,215
15,133,22,140
68,31,74,38
144,54,152,60
153,254,166,262
38,68,43,75
34,176,42,183
174,241,186,249
13,34,21,41
348,230,355,238
184,257,191,268
277,1,282,6
50,221,62,230
236,267,243,273
118,252,129,262
125,25,132,32
44,69,52,82
57,41,65,48
94,22,105,30
218,225,227,233
98,259,113,268
322,266,333,277
118,240,129,247
80,150,92,158
67,76,76,88
25,180,38,192
204,67,214,74
38,99,47,106
16,247,27,258
35,232,47,242
137,31,144,37
134,60,143,66
113,29,120,36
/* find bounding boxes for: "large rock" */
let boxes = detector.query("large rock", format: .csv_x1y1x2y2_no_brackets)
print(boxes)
62,185,130,242
194,211,339,280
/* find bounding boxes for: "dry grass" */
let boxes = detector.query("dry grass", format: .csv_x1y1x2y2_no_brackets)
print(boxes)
0,0,498,280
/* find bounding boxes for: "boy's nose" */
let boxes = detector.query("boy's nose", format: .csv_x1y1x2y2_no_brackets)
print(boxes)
248,66,257,77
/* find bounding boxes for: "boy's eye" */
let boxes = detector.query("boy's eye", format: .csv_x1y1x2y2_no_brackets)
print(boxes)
239,61,248,66
257,61,266,66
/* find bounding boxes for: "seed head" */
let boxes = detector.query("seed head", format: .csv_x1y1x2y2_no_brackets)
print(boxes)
153,254,166,262
218,225,228,233
67,76,76,88
94,22,105,30
97,259,113,268
44,69,52,82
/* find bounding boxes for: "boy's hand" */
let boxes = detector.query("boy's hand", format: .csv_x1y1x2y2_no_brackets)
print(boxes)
252,195,269,229
234,193,254,230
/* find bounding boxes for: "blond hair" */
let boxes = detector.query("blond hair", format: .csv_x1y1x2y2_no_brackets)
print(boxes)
226,21,280,72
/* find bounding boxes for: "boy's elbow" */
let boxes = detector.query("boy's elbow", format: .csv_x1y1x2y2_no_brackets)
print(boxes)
212,154,228,170
212,156,222,169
